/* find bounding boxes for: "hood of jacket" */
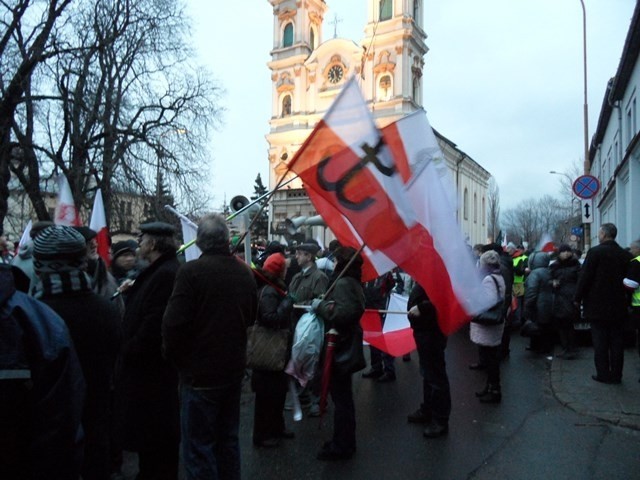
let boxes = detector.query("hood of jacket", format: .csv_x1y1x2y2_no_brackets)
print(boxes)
528,251,550,270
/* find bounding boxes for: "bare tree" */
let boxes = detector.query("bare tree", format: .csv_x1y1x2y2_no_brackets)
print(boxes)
486,177,500,242
4,0,223,229
502,195,567,248
0,0,74,223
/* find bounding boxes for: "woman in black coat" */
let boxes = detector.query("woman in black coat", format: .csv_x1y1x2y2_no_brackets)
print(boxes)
251,253,294,448
550,245,581,358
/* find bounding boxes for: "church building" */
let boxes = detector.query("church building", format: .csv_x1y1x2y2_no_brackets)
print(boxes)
266,0,491,246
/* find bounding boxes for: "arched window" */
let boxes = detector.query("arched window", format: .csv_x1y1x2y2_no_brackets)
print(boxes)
413,0,420,20
309,27,315,50
283,23,294,47
282,94,292,117
482,197,486,226
379,0,392,21
377,74,392,101
473,193,478,223
463,188,469,220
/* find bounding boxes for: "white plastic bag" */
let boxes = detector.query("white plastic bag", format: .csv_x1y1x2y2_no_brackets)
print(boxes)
284,312,324,387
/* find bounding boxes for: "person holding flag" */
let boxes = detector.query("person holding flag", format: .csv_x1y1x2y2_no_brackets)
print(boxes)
312,246,365,461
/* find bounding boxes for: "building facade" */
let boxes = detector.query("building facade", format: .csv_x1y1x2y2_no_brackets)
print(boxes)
266,0,491,246
589,2,640,248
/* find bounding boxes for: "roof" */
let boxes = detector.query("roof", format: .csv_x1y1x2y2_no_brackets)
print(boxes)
589,3,640,161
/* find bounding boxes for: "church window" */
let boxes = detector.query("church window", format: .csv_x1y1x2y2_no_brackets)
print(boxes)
473,193,478,223
379,0,392,21
482,197,486,226
282,94,292,117
378,74,392,101
463,188,469,220
283,23,294,47
310,27,316,50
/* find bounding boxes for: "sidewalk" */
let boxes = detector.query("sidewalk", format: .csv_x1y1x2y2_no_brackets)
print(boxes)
550,347,640,431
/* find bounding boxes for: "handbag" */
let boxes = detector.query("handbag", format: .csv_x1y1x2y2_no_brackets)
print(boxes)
246,290,289,371
471,275,505,326
332,327,366,376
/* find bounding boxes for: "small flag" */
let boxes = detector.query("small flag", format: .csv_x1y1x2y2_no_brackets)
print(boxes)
89,189,111,266
54,175,81,226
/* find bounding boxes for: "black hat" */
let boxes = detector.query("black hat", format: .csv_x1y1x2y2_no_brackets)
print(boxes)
33,226,86,261
112,239,137,259
296,242,320,255
558,243,572,253
139,222,176,236
72,226,98,241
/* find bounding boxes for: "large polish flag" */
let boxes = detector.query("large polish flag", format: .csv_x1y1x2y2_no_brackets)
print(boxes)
288,78,491,334
89,189,111,267
54,175,81,226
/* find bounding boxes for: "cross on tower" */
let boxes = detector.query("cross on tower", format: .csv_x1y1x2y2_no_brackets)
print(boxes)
328,13,342,39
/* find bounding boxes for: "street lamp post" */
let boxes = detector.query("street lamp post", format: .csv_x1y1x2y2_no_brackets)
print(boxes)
579,0,591,251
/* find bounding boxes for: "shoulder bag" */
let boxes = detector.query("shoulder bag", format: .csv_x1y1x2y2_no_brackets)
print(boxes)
246,290,290,371
471,275,505,326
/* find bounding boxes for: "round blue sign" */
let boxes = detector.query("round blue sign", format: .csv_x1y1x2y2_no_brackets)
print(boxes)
572,175,600,199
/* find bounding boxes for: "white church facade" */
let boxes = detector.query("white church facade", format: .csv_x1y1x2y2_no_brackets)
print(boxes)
265,0,491,246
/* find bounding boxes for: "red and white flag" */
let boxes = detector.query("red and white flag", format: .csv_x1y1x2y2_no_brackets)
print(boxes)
536,233,555,253
89,189,111,267
54,175,81,226
361,293,416,356
288,78,491,334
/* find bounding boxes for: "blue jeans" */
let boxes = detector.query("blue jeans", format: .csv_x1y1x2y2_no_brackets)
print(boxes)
180,381,242,480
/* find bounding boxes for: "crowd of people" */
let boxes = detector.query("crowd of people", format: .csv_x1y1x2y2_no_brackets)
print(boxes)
1,218,639,479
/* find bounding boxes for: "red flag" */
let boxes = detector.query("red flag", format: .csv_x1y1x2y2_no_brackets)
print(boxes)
54,175,81,226
288,78,492,334
89,189,111,267
360,293,416,357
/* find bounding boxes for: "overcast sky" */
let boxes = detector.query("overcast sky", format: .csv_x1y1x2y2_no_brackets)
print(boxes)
187,0,635,211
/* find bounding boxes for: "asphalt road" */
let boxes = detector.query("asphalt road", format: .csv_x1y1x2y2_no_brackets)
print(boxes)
123,329,640,480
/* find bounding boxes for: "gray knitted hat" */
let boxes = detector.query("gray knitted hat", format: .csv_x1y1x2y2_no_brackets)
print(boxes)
33,225,86,262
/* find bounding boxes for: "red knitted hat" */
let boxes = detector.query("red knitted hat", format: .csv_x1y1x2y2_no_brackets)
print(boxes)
263,253,286,277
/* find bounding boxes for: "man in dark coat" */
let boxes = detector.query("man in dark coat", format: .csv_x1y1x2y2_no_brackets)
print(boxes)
162,213,257,480
575,223,633,384
406,283,451,438
118,222,181,479
32,225,120,480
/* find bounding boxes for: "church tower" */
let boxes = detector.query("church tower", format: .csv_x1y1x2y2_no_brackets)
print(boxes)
266,0,328,192
360,0,428,126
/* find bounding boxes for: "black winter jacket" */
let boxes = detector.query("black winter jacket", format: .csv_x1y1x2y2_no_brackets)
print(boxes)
575,240,632,322
162,250,257,386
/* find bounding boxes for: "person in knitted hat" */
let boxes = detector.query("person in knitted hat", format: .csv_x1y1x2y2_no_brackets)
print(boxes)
263,252,286,278
250,251,294,447
33,225,120,480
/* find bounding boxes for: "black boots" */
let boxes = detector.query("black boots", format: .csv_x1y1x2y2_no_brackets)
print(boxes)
476,384,501,403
